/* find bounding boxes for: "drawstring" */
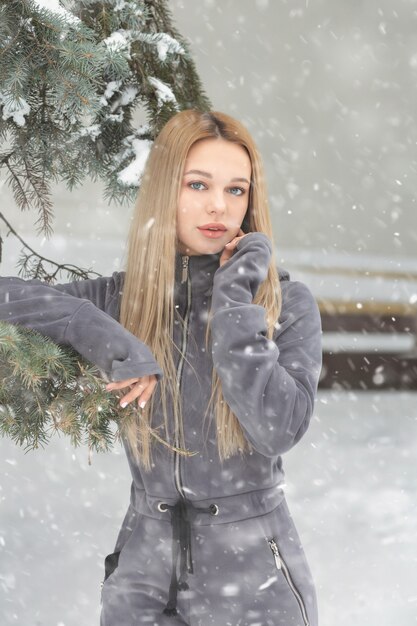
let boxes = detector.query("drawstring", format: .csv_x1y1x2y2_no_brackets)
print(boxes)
161,498,218,617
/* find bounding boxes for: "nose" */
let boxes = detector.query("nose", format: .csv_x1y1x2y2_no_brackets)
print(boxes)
207,188,226,214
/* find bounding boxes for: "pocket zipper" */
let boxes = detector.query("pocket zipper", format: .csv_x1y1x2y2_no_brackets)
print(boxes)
267,538,310,626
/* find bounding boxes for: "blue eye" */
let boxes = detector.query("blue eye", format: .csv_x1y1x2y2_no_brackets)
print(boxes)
229,187,244,196
190,181,206,190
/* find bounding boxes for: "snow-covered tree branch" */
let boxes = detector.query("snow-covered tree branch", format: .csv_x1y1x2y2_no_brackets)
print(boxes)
0,0,211,247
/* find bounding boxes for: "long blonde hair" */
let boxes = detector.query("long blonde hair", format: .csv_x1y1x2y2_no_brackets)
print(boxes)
120,109,282,470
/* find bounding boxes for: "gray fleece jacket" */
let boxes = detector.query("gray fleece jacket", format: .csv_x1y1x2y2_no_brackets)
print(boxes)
0,230,322,494
0,232,322,621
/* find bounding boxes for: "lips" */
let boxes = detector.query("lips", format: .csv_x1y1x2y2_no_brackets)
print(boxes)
198,223,227,231
197,224,228,239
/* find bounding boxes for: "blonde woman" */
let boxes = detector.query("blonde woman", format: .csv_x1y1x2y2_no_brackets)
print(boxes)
0,110,322,626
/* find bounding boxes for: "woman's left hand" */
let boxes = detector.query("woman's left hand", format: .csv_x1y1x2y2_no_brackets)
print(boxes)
105,375,158,409
219,228,249,267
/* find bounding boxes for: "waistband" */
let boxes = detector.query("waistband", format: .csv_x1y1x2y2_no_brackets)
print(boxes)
131,482,286,526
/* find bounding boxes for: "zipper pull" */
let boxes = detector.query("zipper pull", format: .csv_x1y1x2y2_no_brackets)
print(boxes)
181,256,189,283
267,539,282,570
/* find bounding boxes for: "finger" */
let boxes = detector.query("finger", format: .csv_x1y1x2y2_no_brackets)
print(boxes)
220,233,247,266
227,230,248,246
136,377,158,409
106,378,139,391
225,237,239,248
219,247,233,267
119,381,148,407
119,376,157,408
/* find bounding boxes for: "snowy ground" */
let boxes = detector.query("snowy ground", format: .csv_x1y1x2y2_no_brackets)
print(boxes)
1,390,416,626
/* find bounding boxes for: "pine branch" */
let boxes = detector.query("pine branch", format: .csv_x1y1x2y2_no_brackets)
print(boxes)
0,0,212,242
0,211,101,282
0,321,197,460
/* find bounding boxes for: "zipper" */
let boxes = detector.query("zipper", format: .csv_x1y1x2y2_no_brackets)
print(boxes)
174,255,191,501
267,538,310,626
181,255,189,284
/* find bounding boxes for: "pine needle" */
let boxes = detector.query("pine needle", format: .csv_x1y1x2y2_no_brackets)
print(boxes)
0,322,197,458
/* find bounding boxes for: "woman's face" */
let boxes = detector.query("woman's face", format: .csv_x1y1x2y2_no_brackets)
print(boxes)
177,137,251,256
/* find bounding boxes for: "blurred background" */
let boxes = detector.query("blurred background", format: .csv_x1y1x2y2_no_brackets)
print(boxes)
1,1,417,625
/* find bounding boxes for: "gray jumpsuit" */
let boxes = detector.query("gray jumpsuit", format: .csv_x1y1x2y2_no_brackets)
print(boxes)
0,232,322,626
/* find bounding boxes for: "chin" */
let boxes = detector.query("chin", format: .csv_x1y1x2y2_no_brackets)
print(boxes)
200,243,224,255
181,241,223,256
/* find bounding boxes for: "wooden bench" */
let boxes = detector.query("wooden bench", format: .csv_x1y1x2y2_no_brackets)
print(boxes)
318,300,417,390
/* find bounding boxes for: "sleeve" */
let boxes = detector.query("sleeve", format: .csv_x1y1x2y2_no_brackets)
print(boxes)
210,232,322,458
0,274,163,382
50,274,123,317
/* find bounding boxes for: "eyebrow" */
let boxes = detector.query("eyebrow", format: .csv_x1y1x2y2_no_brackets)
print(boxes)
183,169,250,185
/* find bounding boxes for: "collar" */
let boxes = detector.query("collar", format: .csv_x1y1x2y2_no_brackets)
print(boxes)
174,250,221,297
173,249,290,299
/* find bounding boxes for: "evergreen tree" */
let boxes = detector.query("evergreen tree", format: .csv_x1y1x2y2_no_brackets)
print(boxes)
0,0,210,249
0,0,211,455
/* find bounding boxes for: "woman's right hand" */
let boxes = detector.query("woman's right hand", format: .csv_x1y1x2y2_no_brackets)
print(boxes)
105,375,158,409
219,228,250,267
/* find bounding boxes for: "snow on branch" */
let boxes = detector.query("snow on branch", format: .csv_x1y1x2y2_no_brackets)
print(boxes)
0,0,210,220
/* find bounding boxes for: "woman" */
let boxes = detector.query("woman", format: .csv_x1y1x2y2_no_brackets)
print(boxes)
0,110,322,625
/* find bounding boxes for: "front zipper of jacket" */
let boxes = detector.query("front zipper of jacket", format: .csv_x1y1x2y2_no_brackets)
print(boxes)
173,255,191,500
267,538,310,626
